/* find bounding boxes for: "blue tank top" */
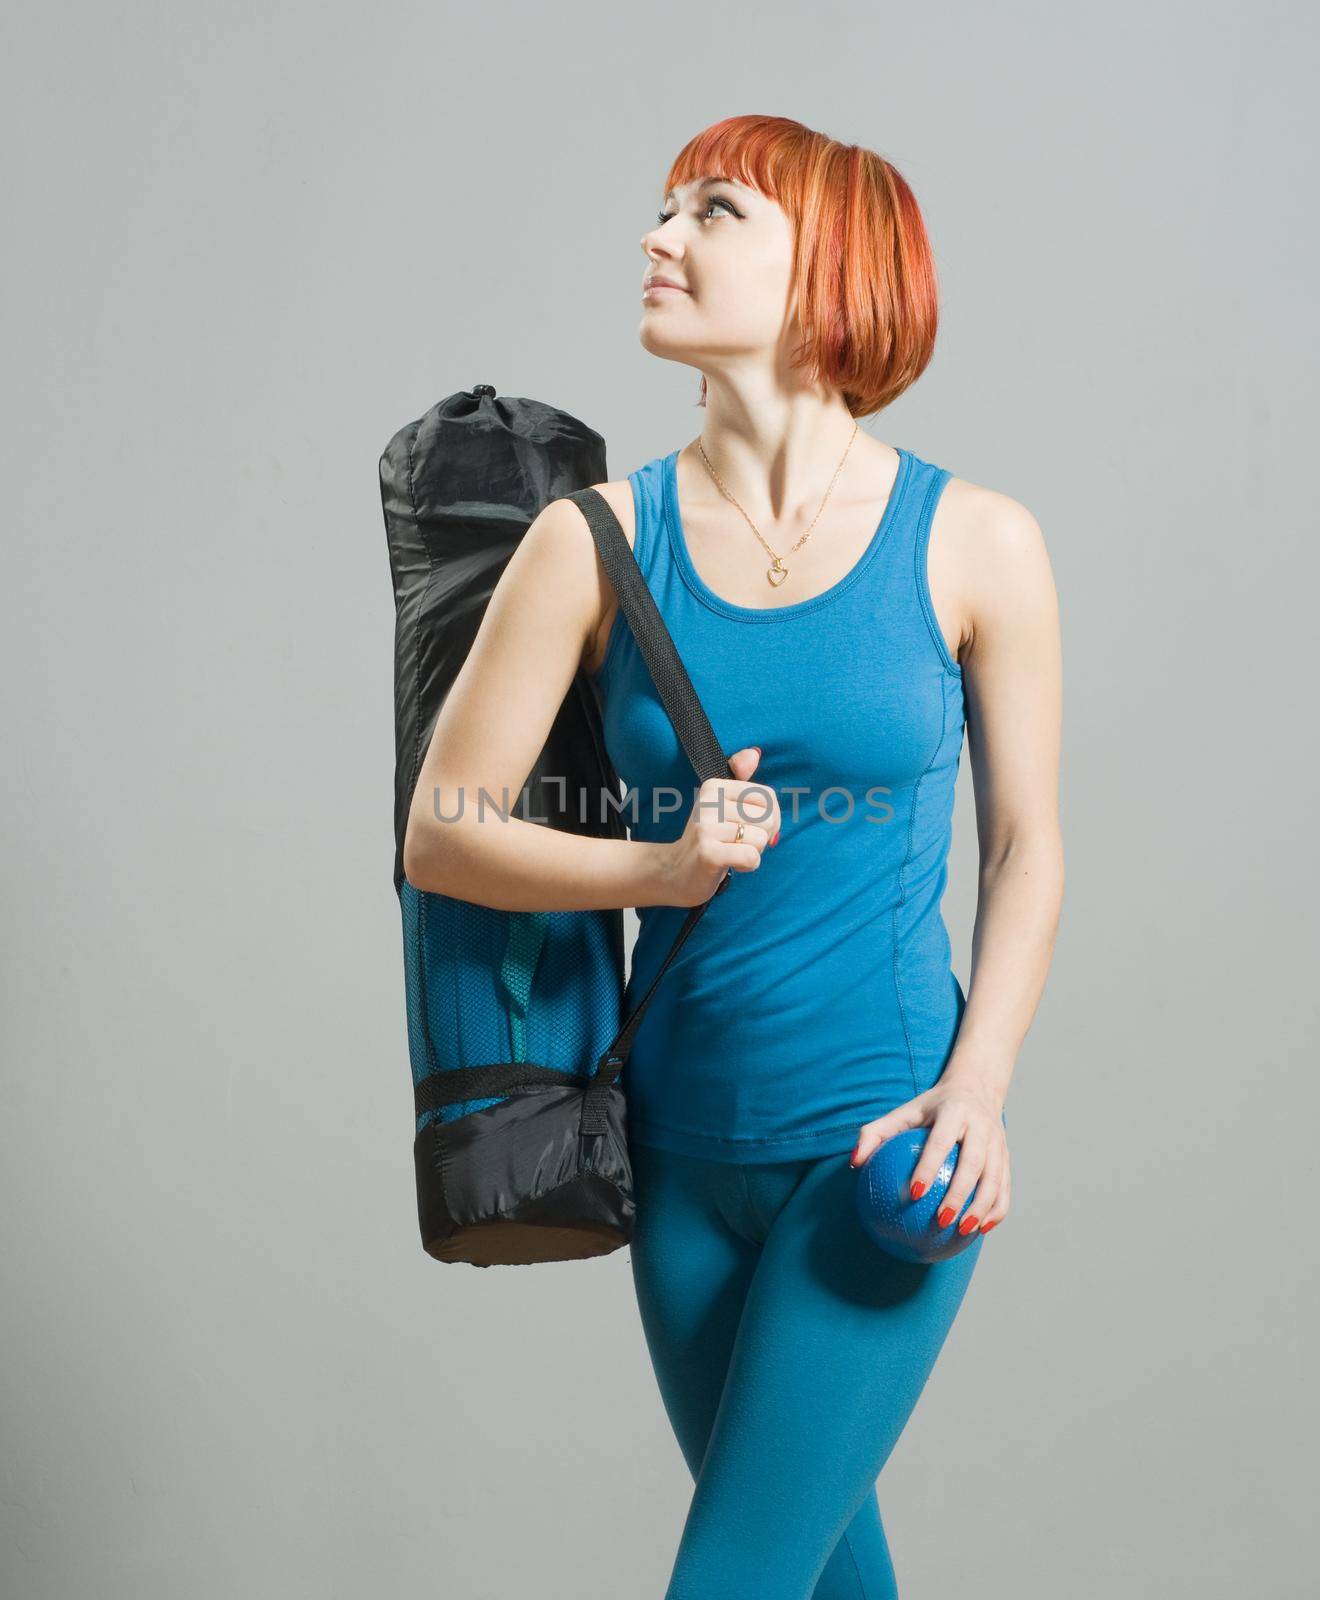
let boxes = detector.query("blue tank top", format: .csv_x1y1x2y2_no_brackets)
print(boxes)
593,443,966,1163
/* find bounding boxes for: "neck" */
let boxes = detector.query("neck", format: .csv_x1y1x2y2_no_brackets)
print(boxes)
688,379,865,521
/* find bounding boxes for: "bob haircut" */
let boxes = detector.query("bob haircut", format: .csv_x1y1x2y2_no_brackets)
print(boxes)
661,115,939,419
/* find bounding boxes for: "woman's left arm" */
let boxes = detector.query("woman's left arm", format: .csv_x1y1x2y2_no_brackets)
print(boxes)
850,489,1064,1237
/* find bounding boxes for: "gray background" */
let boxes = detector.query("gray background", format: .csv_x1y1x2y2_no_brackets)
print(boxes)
3,2,1315,1595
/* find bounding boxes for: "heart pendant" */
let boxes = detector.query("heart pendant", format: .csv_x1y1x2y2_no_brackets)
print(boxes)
767,562,788,587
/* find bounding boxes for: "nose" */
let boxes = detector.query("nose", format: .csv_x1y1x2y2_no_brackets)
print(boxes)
641,242,683,280
640,220,680,259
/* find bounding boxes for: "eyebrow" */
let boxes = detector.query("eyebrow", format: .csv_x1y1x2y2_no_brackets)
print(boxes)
662,176,746,206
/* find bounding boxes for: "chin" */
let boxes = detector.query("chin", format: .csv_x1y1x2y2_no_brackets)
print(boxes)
638,321,695,362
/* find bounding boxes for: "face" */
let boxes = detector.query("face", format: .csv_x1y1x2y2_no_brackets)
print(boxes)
639,176,799,378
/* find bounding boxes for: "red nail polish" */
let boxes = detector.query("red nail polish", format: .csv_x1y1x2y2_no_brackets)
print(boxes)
958,1214,979,1235
937,1205,955,1228
979,1219,998,1233
910,1179,927,1201
771,830,780,847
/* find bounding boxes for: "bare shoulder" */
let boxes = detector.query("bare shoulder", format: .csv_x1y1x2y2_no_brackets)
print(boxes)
935,471,1048,564
531,480,636,677
564,479,637,547
926,470,1057,683
931,471,1051,646
512,478,635,575
529,478,636,551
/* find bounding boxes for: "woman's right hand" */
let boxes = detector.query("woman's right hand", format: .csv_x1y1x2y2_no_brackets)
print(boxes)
661,746,781,907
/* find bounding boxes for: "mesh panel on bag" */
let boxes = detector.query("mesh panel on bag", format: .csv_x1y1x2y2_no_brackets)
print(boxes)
400,880,625,1133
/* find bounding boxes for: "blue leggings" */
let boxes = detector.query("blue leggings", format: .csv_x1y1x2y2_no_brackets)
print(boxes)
628,1138,984,1599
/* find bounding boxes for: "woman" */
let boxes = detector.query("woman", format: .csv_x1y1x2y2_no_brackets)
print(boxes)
404,114,1063,1598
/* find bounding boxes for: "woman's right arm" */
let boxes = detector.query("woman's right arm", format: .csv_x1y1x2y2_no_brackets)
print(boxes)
400,494,659,911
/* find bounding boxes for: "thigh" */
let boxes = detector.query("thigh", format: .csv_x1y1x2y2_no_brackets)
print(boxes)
665,1150,984,1600
627,1140,760,1478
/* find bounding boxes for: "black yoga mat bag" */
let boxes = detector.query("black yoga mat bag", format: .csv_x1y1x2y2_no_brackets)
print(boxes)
379,385,732,1268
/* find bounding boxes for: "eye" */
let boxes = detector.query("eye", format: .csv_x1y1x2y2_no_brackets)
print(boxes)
655,195,741,226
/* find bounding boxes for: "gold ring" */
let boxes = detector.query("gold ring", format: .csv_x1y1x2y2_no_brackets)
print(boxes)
733,823,746,843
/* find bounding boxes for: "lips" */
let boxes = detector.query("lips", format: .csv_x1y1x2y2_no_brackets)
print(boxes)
643,277,688,293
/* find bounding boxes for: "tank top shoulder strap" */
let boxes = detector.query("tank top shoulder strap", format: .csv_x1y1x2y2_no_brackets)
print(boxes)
624,454,670,579
886,446,960,677
877,447,945,556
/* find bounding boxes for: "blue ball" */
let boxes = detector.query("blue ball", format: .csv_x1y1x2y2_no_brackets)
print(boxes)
855,1128,983,1264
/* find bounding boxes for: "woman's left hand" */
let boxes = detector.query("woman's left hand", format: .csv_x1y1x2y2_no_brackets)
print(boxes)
848,1071,1010,1236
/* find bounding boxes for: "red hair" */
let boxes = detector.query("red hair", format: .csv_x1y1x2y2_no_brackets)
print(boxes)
661,115,939,418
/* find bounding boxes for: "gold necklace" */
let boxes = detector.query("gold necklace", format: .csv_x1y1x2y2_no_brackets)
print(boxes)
696,421,861,588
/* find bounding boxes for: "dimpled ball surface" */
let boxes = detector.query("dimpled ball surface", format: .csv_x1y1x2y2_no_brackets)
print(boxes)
855,1128,982,1264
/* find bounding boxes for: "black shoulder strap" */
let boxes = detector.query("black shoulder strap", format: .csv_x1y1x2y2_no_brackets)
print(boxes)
570,487,730,784
566,487,735,1100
